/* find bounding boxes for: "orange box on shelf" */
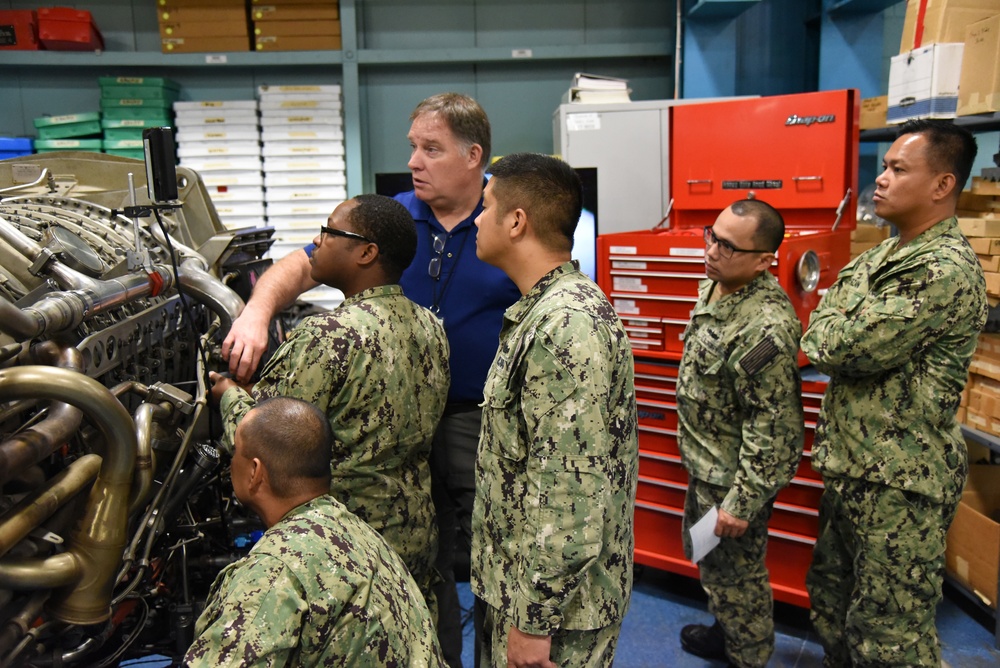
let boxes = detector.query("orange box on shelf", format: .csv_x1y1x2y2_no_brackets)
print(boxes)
0,10,39,50
159,6,248,24
253,19,341,37
255,34,342,51
159,21,250,39
162,36,251,54
253,5,340,21
37,7,103,51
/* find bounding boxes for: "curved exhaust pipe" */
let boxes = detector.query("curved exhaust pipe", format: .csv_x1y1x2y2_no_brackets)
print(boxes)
0,366,136,624
178,258,244,333
0,343,85,486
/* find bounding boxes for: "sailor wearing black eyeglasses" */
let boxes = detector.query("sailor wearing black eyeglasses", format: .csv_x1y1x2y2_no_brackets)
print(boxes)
676,199,804,668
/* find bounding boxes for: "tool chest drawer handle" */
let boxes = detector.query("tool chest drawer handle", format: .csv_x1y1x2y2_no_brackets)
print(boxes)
792,175,823,182
685,179,712,184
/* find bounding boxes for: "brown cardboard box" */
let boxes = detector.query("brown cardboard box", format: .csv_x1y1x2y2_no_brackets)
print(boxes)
255,34,342,51
253,6,340,21
968,237,1000,254
980,254,1000,272
958,13,1000,116
160,21,249,39
946,464,1000,609
977,332,1000,358
252,0,339,4
972,178,1000,196
985,271,1000,296
960,217,1000,237
851,224,890,242
159,0,245,6
254,19,341,37
160,7,247,24
900,0,1000,52
162,35,251,53
860,96,888,129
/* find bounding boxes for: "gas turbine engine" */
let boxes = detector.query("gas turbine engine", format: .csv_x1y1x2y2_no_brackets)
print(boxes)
0,149,273,666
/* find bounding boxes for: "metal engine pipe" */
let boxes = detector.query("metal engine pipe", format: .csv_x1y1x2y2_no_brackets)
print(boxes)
0,265,176,342
177,259,244,333
0,343,85,486
0,366,136,625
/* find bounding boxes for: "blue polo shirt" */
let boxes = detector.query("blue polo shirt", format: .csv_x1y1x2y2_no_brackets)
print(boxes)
304,189,519,404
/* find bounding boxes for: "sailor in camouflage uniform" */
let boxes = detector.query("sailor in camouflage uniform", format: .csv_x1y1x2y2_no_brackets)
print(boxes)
470,153,638,668
185,397,445,667
211,194,450,614
676,199,804,667
802,119,987,667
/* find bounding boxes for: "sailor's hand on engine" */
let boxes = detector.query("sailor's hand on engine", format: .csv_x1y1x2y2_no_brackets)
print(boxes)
222,307,270,384
209,370,242,404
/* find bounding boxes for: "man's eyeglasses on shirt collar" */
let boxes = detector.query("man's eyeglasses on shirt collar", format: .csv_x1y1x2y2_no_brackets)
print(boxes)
318,226,373,245
428,233,445,279
703,226,771,260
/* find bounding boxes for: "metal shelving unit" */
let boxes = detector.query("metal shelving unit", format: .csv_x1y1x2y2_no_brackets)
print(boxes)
958,423,1000,647
0,0,672,195
859,112,1000,142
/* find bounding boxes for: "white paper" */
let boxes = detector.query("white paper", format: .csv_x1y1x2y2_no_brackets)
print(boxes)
689,505,721,564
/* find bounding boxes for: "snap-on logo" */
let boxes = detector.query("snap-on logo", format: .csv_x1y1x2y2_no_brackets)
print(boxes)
638,409,666,422
785,114,836,126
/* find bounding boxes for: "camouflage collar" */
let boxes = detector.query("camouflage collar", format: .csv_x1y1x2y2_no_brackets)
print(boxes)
504,260,580,323
342,284,404,308
694,271,775,318
888,215,959,262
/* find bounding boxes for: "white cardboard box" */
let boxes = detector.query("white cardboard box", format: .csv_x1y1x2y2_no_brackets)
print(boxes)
887,42,965,123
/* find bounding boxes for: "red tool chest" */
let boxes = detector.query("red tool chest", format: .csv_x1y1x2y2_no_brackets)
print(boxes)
632,358,829,608
601,90,861,608
599,89,860,362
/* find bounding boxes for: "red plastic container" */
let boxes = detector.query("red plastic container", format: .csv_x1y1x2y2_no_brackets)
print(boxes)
38,7,103,51
0,10,39,50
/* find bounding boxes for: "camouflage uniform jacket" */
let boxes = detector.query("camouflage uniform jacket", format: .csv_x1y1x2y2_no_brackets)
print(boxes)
801,217,987,503
221,285,450,587
677,271,804,521
184,495,446,667
471,261,639,635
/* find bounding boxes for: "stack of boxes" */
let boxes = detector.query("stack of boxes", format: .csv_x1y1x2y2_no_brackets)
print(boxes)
158,0,251,54
958,183,1000,304
100,77,178,159
259,83,345,309
173,99,263,230
251,0,341,52
887,0,1000,124
33,112,102,154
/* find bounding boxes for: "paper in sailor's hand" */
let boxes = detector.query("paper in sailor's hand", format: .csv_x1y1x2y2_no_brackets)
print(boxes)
689,505,721,564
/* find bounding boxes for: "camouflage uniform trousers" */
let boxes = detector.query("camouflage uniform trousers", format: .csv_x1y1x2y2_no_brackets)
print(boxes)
479,602,621,668
682,476,775,668
806,475,960,667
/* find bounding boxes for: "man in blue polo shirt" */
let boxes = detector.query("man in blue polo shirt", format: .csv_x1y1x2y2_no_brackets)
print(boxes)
221,92,520,668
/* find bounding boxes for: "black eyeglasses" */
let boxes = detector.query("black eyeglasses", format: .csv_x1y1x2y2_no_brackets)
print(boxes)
319,226,373,245
703,226,770,260
428,234,445,279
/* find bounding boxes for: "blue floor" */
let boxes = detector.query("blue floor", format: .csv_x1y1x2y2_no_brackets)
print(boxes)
457,567,1000,667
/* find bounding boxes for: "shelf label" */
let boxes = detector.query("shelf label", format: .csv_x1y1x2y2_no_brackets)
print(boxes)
205,54,228,64
511,49,533,58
